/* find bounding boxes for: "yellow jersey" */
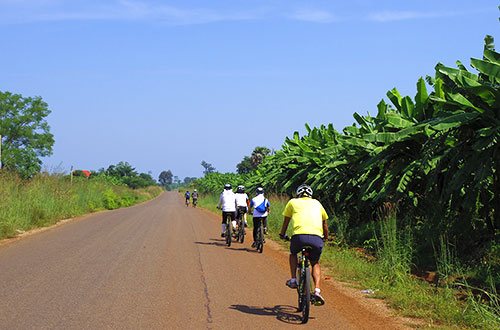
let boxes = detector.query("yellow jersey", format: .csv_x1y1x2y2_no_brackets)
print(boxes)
282,197,328,237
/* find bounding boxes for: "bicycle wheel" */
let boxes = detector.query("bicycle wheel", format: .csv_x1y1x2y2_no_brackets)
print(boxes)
225,224,231,247
301,267,311,324
297,264,305,312
239,220,245,243
257,223,264,253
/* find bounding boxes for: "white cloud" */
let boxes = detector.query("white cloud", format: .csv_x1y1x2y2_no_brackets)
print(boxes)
0,0,340,25
365,8,486,23
0,0,264,24
288,9,337,23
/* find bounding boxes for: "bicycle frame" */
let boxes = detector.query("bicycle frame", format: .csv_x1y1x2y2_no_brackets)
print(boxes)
297,247,312,323
236,210,245,243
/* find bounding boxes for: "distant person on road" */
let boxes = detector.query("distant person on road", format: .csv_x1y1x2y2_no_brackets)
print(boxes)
279,184,329,306
217,184,237,237
192,189,198,207
235,185,249,227
185,190,191,206
249,187,270,248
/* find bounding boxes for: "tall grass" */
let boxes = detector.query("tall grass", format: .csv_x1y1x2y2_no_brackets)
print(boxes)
0,171,162,240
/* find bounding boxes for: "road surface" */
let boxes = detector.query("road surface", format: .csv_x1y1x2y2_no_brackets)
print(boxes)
0,192,409,329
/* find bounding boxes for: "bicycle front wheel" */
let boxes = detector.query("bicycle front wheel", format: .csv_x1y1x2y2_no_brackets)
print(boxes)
239,220,245,243
225,225,231,247
257,224,264,253
301,267,311,324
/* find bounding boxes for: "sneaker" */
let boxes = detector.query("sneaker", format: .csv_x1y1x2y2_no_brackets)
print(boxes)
251,242,256,248
313,291,325,306
221,233,225,238
264,227,268,234
286,279,298,289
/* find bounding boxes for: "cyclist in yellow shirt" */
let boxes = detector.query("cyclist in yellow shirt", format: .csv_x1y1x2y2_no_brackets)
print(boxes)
279,184,329,305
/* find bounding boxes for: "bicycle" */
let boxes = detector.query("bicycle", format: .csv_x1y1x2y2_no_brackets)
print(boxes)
192,198,197,207
283,235,315,324
235,209,246,243
224,215,235,247
185,198,190,207
255,219,264,253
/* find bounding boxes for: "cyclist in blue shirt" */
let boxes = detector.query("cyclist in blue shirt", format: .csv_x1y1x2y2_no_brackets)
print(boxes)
249,187,270,247
185,190,191,206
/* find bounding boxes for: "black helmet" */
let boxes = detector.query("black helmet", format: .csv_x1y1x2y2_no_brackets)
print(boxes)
237,185,245,193
224,183,232,190
296,184,313,197
255,187,264,195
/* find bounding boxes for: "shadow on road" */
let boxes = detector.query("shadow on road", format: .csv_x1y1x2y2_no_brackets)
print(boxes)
194,240,226,247
229,304,308,324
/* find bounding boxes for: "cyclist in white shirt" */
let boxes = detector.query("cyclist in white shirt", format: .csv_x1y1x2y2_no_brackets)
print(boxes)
235,185,249,228
217,184,237,237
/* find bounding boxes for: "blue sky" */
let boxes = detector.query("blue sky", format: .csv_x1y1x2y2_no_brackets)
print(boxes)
1,1,499,180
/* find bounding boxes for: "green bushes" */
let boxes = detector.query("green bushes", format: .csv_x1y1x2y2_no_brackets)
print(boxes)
0,171,162,240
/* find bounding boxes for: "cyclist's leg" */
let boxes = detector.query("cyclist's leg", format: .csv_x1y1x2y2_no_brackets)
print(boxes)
303,235,325,304
288,235,302,281
289,254,298,279
310,260,321,290
252,217,261,242
221,212,229,236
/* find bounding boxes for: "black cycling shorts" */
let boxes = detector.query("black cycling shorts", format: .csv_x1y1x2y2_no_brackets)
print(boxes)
222,211,235,224
290,234,324,261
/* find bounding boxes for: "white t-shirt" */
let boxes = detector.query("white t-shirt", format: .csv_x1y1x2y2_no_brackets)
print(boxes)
235,193,249,207
250,194,270,217
218,190,236,212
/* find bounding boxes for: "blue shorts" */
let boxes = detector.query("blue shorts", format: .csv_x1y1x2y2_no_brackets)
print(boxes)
290,234,324,261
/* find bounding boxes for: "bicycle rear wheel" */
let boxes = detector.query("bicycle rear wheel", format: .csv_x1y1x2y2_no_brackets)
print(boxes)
225,224,231,247
239,220,245,243
301,267,311,323
257,224,264,253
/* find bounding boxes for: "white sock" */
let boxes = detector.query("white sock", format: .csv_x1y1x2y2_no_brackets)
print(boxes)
315,288,321,293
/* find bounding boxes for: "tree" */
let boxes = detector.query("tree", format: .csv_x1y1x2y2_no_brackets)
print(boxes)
124,172,156,189
105,161,136,178
236,156,253,174
184,176,197,184
159,170,173,187
251,147,271,169
201,161,216,175
0,91,54,177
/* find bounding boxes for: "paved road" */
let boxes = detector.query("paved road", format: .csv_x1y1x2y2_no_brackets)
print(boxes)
0,192,406,329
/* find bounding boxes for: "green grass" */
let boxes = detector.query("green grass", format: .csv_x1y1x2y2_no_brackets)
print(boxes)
0,171,163,240
195,192,500,329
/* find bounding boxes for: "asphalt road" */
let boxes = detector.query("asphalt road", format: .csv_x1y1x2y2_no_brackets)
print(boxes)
0,192,407,329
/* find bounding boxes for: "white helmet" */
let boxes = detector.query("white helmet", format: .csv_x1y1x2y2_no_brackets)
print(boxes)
296,184,313,197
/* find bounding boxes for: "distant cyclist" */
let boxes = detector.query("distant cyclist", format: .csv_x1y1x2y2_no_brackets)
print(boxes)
249,187,270,248
217,184,237,237
279,184,328,306
235,185,249,228
185,190,191,206
192,189,198,207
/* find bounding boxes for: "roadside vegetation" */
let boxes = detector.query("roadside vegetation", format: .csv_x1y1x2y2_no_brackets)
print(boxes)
191,11,500,328
0,171,162,240
195,191,499,329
